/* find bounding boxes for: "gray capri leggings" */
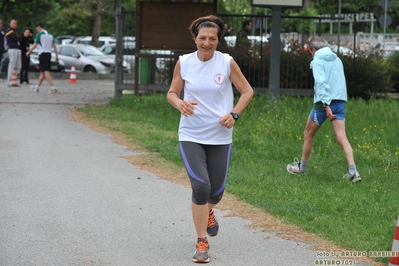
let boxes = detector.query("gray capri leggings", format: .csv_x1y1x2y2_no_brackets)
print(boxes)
179,141,232,205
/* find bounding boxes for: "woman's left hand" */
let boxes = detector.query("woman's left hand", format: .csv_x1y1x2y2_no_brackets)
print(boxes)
219,114,235,129
325,106,337,121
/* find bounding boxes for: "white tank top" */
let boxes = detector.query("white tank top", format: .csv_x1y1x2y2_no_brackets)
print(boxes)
178,51,233,145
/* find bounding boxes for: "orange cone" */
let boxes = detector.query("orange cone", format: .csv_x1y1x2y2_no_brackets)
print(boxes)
390,216,399,266
11,68,18,87
69,64,77,84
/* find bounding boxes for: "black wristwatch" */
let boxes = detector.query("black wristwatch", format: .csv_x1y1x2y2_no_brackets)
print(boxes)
323,103,329,108
230,112,239,121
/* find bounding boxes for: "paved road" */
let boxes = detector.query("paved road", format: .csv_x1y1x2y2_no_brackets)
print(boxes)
0,80,375,266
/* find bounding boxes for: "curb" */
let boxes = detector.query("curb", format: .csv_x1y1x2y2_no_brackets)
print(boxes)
51,72,114,80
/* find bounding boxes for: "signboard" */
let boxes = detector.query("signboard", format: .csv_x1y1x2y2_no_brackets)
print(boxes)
251,0,303,7
138,2,215,51
379,14,392,27
317,13,376,23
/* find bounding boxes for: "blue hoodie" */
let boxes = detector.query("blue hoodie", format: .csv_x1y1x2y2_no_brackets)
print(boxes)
311,46,347,106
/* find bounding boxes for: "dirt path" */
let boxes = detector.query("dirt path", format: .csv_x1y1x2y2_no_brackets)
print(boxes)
70,109,385,266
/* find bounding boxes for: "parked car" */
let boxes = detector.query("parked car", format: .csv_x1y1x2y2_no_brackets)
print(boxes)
100,42,135,71
57,44,130,73
72,36,116,49
29,50,66,72
123,36,135,43
224,35,268,48
330,45,355,57
54,35,75,45
1,50,65,73
378,43,399,58
101,42,174,72
140,49,174,71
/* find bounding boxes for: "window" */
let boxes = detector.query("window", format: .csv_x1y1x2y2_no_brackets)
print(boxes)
60,47,79,57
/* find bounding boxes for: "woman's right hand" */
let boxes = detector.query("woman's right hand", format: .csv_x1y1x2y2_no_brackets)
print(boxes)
178,100,197,117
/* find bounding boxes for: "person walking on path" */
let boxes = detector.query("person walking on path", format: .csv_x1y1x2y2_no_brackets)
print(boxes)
5,19,21,86
26,22,58,94
20,28,33,84
167,15,253,263
286,36,362,184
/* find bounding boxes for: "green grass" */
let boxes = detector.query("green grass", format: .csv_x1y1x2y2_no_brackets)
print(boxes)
79,94,399,263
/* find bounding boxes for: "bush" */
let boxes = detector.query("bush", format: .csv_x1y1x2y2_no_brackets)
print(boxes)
220,40,391,99
384,52,399,93
340,54,390,99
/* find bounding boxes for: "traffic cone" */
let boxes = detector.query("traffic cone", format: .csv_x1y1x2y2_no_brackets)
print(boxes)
389,216,399,266
11,68,18,87
69,64,77,84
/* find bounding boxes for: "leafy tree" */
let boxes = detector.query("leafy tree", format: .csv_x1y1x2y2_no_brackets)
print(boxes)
0,0,133,44
218,0,252,14
46,0,118,45
312,0,399,33
0,0,54,32
1,0,397,42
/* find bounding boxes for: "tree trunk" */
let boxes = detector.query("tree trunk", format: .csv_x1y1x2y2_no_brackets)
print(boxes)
91,1,103,48
303,0,310,9
251,6,257,35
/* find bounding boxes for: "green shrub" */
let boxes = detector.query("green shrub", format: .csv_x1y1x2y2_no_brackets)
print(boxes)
385,51,399,93
220,41,391,99
340,54,390,99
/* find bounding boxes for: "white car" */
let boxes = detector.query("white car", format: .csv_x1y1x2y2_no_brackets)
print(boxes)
72,36,116,50
57,44,130,74
378,43,399,58
101,42,174,72
330,45,355,57
224,35,268,48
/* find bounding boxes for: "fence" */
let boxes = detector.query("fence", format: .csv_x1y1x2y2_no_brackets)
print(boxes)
114,9,399,97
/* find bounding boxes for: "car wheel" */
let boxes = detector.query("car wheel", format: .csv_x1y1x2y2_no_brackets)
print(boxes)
84,65,97,73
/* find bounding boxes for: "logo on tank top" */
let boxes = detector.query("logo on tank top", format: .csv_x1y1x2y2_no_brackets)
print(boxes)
214,73,224,85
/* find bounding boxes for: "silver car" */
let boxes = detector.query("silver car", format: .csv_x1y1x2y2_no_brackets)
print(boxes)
101,42,135,71
100,42,174,72
57,44,130,74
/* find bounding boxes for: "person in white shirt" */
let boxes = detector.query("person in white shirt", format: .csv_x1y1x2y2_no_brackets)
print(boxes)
26,22,59,94
167,15,253,264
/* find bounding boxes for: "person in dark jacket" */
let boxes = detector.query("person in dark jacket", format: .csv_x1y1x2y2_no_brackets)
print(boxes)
234,20,252,62
5,19,21,86
0,19,5,81
20,28,33,84
235,20,251,48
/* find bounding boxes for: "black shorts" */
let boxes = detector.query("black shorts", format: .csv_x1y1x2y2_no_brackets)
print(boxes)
39,53,51,72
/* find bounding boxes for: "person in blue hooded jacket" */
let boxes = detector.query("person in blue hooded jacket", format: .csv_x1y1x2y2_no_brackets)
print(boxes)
286,36,361,183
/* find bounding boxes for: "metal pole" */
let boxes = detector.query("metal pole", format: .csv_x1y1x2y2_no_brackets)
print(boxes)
265,8,268,35
353,15,356,98
337,0,341,53
383,0,388,50
268,6,281,102
114,6,124,100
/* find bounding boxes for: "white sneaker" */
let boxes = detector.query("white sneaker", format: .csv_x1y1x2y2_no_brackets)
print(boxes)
286,158,305,175
31,85,39,92
343,171,362,183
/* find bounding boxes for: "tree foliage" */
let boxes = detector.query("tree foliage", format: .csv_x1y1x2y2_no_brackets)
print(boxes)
0,0,397,39
0,0,54,30
0,0,132,38
218,0,252,14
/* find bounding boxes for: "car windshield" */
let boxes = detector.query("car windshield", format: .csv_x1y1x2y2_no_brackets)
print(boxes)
77,45,105,56
102,47,114,55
